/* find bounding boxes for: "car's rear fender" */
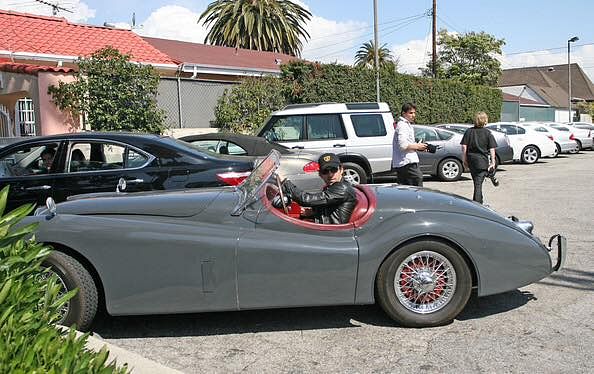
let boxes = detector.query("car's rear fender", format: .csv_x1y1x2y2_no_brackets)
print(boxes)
354,211,552,304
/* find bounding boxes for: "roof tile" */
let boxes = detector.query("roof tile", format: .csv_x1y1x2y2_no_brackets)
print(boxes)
0,10,176,65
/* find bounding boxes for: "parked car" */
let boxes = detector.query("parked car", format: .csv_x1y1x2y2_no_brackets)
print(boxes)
179,132,322,190
410,125,466,181
29,150,566,331
0,132,260,212
520,122,579,156
257,102,396,184
568,122,594,132
547,123,593,151
435,123,514,165
486,122,556,164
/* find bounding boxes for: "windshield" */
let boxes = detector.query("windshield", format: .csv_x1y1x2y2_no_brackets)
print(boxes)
231,149,281,216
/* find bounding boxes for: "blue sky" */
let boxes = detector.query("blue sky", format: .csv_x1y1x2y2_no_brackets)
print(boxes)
2,0,593,79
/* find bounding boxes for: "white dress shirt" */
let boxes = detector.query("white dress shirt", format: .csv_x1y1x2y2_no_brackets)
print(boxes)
392,116,419,168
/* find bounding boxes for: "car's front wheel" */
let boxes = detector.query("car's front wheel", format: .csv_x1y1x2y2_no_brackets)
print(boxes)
342,162,367,185
42,252,98,331
376,240,472,327
520,145,539,164
437,158,462,181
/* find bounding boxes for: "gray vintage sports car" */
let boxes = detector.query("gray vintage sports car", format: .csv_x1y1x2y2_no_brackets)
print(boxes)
28,150,566,331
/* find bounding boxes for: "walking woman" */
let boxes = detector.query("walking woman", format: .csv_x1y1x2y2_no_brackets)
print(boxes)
461,112,497,204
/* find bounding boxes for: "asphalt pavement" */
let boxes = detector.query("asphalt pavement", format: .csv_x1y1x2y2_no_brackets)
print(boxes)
94,150,594,373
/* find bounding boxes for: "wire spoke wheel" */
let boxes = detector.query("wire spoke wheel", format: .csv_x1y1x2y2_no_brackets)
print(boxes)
394,250,456,314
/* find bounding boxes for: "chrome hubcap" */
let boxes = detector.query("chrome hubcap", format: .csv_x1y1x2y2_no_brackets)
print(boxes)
39,270,70,322
442,162,460,179
524,148,537,163
342,169,360,185
394,251,456,314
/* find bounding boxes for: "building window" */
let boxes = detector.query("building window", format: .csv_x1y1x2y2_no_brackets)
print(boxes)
16,98,36,136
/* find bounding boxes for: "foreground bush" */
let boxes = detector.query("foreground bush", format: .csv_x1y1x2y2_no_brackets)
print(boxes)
0,186,128,373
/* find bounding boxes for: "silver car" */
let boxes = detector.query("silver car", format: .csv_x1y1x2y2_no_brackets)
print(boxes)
548,123,593,151
412,125,466,182
435,123,514,165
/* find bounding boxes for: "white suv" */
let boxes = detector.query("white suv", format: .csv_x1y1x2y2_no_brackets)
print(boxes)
257,102,395,184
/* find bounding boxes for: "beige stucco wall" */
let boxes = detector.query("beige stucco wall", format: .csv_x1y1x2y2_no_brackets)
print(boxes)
37,72,80,135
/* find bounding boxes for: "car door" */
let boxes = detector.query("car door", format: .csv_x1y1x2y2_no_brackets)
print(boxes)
0,140,63,211
237,211,359,308
345,113,393,174
52,140,155,201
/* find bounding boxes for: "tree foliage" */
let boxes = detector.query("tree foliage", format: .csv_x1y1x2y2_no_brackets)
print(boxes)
0,186,128,373
214,76,290,134
354,40,398,70
199,0,312,56
214,61,502,133
48,46,166,134
422,30,505,86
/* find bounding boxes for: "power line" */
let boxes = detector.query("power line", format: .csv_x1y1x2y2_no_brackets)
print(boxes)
33,0,72,16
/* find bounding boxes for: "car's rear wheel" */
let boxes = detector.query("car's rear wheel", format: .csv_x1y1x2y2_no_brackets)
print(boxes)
520,145,539,164
553,143,560,158
573,140,582,152
437,158,462,181
342,162,367,185
376,240,472,327
42,252,98,331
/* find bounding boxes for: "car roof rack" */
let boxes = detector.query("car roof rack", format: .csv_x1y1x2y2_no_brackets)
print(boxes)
282,102,338,110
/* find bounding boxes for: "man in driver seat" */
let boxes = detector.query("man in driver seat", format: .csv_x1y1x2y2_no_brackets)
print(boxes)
274,153,357,224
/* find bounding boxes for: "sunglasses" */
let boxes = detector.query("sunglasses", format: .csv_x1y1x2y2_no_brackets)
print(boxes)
320,167,339,175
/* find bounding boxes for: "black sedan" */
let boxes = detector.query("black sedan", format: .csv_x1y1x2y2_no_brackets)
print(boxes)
0,132,254,212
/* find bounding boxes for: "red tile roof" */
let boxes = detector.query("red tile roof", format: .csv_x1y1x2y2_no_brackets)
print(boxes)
0,10,176,66
0,62,75,75
143,36,298,72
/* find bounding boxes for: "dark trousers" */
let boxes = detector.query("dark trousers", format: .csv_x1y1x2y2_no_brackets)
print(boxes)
395,163,423,187
471,170,487,203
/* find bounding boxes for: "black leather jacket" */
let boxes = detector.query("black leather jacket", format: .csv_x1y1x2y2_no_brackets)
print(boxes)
282,180,357,224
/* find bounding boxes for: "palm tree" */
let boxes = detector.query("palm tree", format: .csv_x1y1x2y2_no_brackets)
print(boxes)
199,0,312,57
354,40,396,69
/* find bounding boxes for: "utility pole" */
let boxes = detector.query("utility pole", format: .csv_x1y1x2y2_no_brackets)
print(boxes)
34,0,73,16
432,0,437,78
373,0,380,102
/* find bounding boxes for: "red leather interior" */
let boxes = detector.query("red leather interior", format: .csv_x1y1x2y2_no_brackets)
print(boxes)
263,184,376,231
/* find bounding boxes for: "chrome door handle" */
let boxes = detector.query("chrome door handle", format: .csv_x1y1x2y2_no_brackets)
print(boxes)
25,185,51,191
333,144,346,147
125,179,144,184
291,146,304,149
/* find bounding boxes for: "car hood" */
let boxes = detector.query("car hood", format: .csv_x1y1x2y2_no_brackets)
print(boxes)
371,184,516,228
46,187,229,217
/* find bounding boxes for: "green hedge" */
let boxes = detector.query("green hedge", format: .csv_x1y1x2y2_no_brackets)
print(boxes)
214,61,502,133
0,186,128,373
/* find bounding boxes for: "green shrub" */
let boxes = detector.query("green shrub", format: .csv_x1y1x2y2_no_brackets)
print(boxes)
214,76,290,134
214,60,502,132
0,186,128,373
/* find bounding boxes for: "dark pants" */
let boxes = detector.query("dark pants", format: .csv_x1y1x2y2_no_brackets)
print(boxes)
471,170,487,204
395,163,423,187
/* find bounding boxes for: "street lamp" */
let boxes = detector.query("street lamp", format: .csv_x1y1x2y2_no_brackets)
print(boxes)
568,36,579,122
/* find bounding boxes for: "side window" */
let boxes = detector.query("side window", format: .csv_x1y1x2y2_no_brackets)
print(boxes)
500,125,517,135
436,128,454,140
534,127,548,132
414,127,439,142
189,140,220,153
351,114,386,137
306,114,344,140
514,126,526,135
0,142,59,177
223,141,247,155
262,116,304,141
125,148,149,168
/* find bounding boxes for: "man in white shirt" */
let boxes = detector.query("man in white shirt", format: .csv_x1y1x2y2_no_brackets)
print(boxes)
392,103,427,186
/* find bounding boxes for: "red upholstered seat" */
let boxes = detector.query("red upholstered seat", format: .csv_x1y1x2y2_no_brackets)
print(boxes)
349,188,369,223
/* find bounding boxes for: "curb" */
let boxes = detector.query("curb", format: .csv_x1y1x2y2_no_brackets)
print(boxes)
59,326,183,373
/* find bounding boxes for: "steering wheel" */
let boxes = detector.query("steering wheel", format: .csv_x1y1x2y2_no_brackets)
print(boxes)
275,174,289,215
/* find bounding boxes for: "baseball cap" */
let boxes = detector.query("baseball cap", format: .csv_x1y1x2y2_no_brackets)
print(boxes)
318,153,341,171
